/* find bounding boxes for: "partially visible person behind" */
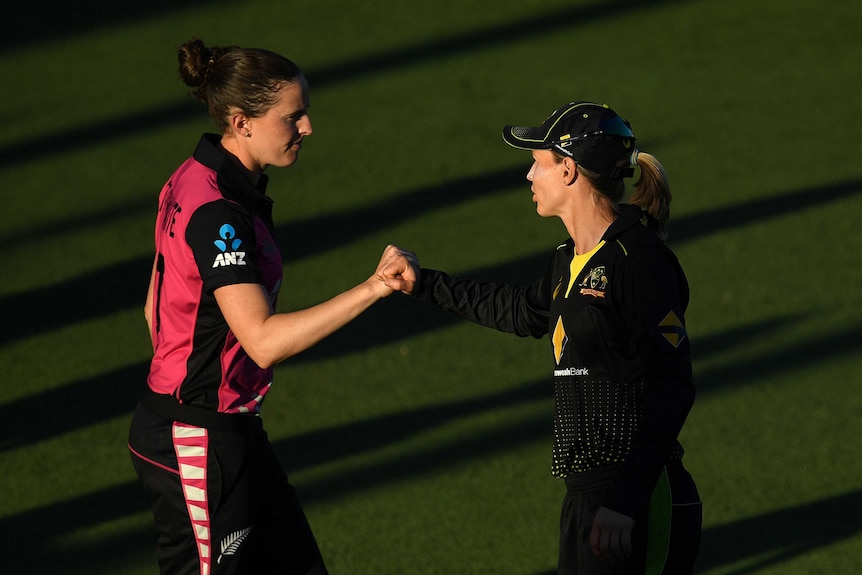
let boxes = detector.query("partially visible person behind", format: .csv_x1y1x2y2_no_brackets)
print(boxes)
128,38,404,575
381,101,702,574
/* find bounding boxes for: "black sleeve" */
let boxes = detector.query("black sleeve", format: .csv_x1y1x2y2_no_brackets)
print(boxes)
604,246,695,518
412,267,551,339
186,200,263,293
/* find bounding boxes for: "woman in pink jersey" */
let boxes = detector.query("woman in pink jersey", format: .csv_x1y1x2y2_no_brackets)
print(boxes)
128,38,407,575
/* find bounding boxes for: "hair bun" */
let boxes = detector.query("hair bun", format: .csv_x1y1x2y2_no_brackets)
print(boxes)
178,38,212,88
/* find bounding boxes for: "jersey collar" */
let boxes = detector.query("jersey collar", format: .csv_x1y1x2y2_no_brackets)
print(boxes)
602,203,644,241
193,133,273,215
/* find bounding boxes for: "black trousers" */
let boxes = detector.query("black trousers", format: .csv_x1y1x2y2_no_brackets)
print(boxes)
128,395,327,575
558,461,701,575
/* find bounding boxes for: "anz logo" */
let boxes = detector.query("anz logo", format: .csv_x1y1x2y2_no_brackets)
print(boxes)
212,224,247,268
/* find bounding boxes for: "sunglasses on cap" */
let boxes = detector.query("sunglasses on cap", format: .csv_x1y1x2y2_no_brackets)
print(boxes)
550,115,635,154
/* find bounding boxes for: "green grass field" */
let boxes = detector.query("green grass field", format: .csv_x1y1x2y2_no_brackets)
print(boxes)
2,0,861,573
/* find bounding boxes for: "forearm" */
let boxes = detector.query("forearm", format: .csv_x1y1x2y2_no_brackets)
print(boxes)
414,268,549,338
269,278,383,363
222,277,386,368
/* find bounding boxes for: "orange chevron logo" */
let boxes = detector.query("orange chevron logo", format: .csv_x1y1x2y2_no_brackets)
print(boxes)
552,316,568,364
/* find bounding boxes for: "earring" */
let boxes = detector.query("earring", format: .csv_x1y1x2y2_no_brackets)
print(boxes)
245,132,251,138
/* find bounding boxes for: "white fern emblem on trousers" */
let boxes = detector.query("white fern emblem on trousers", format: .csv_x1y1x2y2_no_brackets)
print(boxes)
217,526,252,564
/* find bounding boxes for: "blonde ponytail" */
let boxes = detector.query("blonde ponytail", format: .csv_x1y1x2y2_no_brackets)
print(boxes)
629,151,671,239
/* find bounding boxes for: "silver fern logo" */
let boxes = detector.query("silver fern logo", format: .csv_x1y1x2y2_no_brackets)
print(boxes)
217,526,252,564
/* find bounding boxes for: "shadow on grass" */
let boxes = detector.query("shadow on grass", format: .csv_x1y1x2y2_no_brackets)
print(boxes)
273,377,551,483
696,489,862,573
2,433,860,574
4,0,672,53
0,164,523,346
0,362,149,452
0,378,552,573
4,174,861,348
534,486,862,573
0,482,156,574
1,249,546,455
1,0,217,51
7,268,855,455
3,2,859,573
3,251,861,456
276,165,526,263
693,322,862,394
2,0,682,167
668,179,862,245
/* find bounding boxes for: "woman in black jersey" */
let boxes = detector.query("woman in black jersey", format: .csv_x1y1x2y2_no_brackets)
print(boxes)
128,39,405,575
380,102,702,574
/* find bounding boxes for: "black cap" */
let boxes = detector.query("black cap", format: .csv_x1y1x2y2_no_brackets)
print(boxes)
502,101,636,179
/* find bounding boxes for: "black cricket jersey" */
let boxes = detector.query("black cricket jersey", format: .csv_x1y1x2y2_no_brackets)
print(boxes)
413,204,694,518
